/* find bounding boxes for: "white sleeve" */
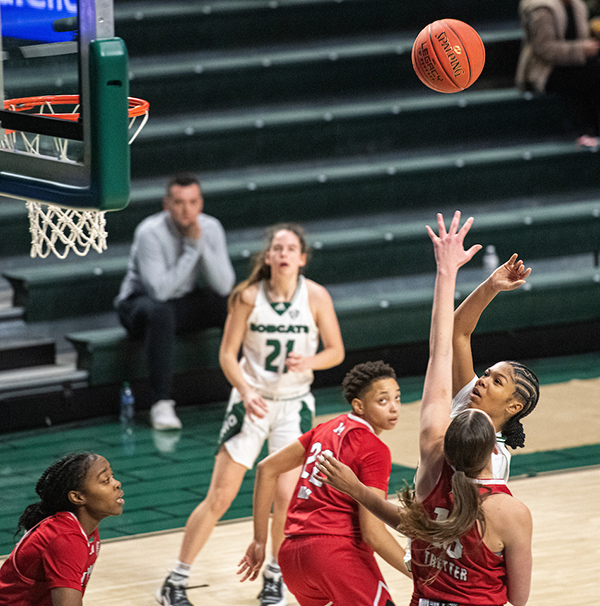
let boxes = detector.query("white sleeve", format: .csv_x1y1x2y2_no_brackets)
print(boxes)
450,375,477,418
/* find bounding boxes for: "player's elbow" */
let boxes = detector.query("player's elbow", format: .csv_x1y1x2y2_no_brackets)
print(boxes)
360,524,383,551
331,345,345,367
507,588,529,606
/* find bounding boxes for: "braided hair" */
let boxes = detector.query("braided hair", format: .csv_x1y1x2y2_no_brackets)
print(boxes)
501,361,540,449
17,452,97,533
342,360,397,404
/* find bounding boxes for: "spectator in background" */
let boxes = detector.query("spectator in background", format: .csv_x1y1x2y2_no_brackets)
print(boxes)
516,0,600,148
114,173,235,430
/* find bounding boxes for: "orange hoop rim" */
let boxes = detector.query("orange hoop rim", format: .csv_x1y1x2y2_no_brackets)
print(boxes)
3,94,149,121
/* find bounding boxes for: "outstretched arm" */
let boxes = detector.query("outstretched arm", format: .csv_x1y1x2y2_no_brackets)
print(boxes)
316,453,402,529
315,453,410,578
238,440,306,582
416,212,480,501
452,254,531,397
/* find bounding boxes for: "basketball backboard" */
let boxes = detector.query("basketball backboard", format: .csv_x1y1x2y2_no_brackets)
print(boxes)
0,0,132,212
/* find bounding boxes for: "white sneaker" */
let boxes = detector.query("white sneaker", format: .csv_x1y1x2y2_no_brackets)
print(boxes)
150,400,182,430
152,429,181,453
258,564,287,606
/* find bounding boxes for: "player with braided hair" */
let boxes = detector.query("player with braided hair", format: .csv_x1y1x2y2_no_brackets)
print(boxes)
317,212,533,606
0,452,123,606
452,253,540,480
238,360,411,605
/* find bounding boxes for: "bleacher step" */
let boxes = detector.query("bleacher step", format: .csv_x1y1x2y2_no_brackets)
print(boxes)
0,338,55,372
4,197,599,321
4,29,521,114
65,263,600,387
131,89,573,176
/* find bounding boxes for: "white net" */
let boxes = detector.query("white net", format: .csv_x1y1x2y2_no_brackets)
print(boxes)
27,201,107,259
2,95,149,259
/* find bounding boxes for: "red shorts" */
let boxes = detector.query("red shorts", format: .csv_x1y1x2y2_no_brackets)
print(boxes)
279,534,395,606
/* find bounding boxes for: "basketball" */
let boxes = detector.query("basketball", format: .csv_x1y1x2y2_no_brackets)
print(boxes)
411,19,485,93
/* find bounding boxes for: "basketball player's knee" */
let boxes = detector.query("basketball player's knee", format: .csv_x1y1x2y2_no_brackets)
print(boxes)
206,486,237,517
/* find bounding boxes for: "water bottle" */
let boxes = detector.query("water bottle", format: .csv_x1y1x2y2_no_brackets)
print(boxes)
119,382,135,425
482,245,499,275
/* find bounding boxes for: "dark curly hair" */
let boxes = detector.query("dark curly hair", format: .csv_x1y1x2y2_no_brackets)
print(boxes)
17,452,97,533
342,360,397,404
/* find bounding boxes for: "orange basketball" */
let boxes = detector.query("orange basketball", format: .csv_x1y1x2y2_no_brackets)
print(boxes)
411,19,485,93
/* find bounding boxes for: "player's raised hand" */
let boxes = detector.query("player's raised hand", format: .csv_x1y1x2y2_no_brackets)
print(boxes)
426,211,481,272
489,253,531,291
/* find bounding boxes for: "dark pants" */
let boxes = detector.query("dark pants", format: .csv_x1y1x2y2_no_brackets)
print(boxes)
116,288,228,402
546,58,600,137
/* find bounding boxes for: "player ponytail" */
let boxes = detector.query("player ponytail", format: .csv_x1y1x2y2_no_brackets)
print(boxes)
228,223,309,308
396,410,495,549
17,452,97,533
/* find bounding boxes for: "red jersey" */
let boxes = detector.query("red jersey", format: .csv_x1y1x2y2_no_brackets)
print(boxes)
0,511,100,606
285,413,391,540
410,461,512,606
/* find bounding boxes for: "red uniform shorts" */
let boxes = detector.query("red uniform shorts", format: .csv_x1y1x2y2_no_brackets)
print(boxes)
279,534,395,606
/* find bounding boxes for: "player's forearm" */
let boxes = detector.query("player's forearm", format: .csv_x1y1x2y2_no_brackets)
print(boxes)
305,345,345,371
219,352,253,398
369,531,412,579
252,463,278,544
352,484,402,529
453,278,499,338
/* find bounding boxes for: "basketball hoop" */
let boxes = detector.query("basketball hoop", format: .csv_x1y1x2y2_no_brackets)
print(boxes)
1,95,149,259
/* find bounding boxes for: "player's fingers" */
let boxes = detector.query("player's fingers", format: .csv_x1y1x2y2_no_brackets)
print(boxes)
436,213,447,237
425,224,438,243
464,244,482,262
448,210,462,235
507,253,519,266
456,215,474,239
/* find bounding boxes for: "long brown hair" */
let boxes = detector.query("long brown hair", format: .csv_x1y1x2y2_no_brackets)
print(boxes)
228,223,309,308
395,409,496,549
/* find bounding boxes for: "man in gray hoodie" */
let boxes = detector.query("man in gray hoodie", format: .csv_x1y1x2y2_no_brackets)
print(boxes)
115,173,235,430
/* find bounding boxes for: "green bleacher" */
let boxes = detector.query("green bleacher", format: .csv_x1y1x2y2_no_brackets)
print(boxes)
64,266,600,386
4,199,599,321
0,0,598,427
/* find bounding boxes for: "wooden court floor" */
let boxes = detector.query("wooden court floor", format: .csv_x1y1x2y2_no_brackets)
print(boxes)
80,466,599,605
81,374,600,606
1,372,599,604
